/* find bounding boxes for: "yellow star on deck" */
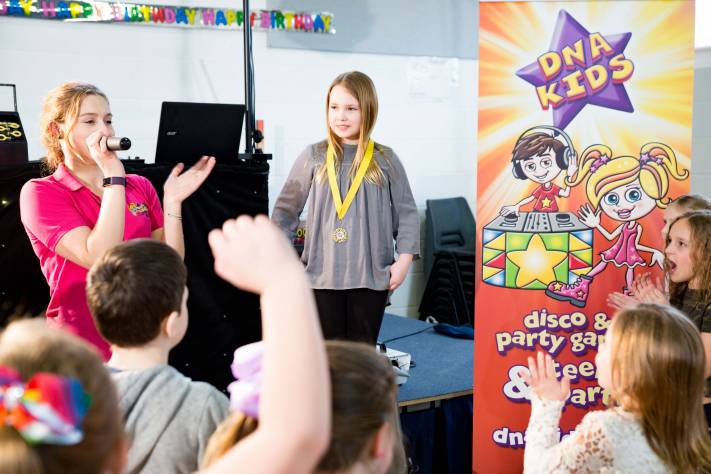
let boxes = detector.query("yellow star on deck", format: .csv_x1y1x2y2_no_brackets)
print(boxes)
507,234,567,287
540,197,552,209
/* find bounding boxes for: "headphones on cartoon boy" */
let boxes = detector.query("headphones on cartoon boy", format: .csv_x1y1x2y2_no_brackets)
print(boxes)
511,125,577,180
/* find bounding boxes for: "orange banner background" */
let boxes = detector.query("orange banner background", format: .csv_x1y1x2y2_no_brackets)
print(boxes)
473,1,695,472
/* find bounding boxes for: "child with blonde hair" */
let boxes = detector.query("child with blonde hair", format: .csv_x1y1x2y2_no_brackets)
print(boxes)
272,71,419,343
523,304,711,473
0,319,125,474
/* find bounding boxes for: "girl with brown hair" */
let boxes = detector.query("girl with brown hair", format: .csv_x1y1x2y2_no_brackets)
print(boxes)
201,340,406,474
0,319,126,474
272,71,419,344
19,82,214,359
523,304,711,473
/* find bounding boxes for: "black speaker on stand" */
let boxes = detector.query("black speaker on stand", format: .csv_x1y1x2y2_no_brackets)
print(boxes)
0,84,29,166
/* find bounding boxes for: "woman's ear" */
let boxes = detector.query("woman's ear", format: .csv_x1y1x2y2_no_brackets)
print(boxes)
49,121,63,139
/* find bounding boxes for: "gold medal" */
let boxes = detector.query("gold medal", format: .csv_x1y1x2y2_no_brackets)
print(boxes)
332,227,348,243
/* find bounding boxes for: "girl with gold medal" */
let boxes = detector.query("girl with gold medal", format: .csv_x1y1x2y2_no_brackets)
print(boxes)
272,71,419,344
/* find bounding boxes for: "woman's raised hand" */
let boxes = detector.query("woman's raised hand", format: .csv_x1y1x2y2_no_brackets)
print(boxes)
164,156,216,205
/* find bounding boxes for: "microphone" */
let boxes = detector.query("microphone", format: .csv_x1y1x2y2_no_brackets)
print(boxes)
106,137,131,151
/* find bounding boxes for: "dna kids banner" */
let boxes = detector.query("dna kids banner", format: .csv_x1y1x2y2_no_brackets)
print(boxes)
473,1,695,471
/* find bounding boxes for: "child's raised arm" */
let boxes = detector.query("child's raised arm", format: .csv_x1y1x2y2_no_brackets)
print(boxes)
203,215,330,474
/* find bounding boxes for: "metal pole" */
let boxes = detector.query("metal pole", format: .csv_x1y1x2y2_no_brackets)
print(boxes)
242,0,253,154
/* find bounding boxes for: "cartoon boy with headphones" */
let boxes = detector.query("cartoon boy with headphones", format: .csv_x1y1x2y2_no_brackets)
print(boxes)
499,125,578,217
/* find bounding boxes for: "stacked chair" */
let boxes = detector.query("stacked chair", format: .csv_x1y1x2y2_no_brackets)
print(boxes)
418,197,476,326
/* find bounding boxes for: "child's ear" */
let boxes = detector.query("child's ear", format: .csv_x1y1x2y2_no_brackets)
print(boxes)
164,310,181,338
369,421,394,460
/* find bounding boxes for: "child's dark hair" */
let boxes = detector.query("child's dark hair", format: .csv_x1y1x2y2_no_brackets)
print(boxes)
511,132,566,179
0,319,124,474
86,239,187,347
667,210,711,311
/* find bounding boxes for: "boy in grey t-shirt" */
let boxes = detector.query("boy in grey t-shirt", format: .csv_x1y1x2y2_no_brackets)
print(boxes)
87,239,229,474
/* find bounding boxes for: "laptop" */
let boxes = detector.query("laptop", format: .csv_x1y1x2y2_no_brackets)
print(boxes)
155,101,245,166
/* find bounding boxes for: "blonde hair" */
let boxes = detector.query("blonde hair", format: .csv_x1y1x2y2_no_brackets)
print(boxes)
610,304,711,472
39,82,109,172
316,71,386,186
0,319,124,474
667,210,711,311
202,341,406,473
566,143,688,210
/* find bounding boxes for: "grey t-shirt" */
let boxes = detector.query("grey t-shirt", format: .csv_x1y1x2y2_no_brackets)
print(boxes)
272,141,420,290
111,365,229,474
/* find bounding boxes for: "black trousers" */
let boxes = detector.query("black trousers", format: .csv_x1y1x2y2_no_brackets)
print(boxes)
313,288,389,345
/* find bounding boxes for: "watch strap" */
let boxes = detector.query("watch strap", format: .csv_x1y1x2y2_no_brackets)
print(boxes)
102,176,127,187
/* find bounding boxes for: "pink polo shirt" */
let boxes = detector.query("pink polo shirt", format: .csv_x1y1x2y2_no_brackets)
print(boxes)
19,163,164,360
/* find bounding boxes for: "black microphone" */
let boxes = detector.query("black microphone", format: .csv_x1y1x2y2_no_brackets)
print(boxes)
106,137,131,151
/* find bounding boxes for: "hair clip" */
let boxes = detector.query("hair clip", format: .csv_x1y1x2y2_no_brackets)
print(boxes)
589,154,610,173
0,365,91,445
227,342,263,419
639,152,663,166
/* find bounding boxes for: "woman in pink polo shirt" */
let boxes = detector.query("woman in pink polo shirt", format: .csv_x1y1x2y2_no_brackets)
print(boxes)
19,82,215,360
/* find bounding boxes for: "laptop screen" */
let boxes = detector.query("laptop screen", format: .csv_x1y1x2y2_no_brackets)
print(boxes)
155,101,245,166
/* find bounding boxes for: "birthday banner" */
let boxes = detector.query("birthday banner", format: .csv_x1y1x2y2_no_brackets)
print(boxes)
0,0,334,33
474,1,694,472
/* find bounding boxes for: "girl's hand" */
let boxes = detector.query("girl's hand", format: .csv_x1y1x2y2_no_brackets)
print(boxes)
607,291,638,311
650,249,664,269
578,204,600,228
388,254,413,291
520,352,571,402
632,273,667,304
86,130,123,176
164,156,216,205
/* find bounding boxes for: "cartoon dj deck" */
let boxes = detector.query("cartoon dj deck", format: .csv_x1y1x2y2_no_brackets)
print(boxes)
481,211,593,290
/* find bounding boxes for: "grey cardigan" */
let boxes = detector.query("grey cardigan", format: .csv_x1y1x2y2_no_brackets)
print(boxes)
272,141,419,290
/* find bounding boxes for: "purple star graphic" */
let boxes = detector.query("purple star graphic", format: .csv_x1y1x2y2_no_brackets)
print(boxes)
516,10,634,130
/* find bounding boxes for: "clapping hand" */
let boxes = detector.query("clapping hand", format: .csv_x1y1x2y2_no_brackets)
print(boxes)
164,156,216,205
520,352,571,402
632,273,667,304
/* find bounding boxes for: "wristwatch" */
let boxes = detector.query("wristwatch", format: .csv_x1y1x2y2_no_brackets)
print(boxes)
102,177,127,187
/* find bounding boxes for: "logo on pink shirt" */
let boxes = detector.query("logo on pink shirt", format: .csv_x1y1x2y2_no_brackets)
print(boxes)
128,203,149,217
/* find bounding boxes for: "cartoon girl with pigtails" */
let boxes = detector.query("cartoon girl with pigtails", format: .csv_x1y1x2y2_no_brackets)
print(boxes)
545,143,688,307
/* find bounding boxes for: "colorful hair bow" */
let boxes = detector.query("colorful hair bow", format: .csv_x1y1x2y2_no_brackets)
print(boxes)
589,154,610,173
227,342,263,419
0,365,91,445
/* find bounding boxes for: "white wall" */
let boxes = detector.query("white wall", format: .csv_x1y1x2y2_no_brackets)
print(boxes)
2,8,708,318
0,7,478,317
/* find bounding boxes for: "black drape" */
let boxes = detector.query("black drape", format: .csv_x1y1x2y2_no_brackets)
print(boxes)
0,160,269,392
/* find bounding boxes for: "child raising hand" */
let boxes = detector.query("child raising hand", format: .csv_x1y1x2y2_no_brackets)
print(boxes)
204,215,330,474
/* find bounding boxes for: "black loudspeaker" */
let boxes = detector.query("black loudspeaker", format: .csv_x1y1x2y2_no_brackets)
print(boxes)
0,85,29,166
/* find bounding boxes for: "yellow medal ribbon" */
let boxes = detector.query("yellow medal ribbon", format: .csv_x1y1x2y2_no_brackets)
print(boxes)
326,139,375,220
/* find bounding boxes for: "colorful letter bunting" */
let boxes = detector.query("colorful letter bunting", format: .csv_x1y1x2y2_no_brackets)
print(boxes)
0,0,334,33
